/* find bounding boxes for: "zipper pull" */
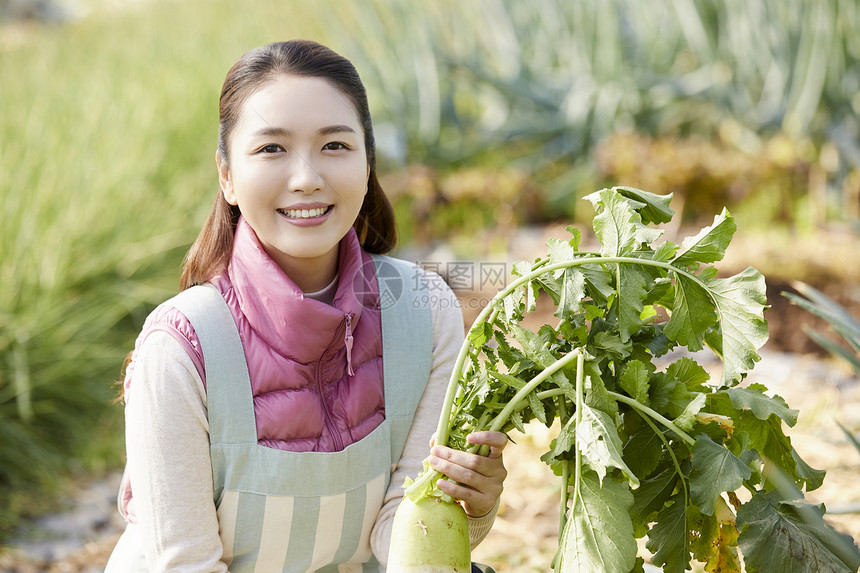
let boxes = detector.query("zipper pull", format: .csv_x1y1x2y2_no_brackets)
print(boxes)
344,313,355,376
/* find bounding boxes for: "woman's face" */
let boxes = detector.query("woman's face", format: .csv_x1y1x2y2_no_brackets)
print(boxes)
218,74,369,285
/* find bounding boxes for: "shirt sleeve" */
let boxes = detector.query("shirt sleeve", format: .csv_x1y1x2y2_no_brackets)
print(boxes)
123,330,228,573
370,271,498,567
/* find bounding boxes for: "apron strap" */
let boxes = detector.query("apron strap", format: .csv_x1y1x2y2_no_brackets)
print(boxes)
167,284,257,445
372,255,433,462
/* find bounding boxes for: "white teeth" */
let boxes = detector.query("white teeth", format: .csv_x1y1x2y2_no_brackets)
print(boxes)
280,206,329,219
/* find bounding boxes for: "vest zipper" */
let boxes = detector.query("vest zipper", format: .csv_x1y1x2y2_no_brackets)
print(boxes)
344,312,355,376
315,313,353,452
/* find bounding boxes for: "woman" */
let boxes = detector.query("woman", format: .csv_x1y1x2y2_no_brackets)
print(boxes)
106,40,507,572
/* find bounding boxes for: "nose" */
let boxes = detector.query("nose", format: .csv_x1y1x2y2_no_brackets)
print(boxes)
288,152,325,195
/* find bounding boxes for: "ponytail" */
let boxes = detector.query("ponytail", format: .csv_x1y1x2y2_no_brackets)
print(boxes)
179,190,241,290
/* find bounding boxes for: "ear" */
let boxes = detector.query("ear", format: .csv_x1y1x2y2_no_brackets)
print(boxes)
217,152,237,205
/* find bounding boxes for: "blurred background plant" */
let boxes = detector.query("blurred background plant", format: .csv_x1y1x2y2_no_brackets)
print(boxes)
785,282,860,379
784,281,860,516
1,0,859,550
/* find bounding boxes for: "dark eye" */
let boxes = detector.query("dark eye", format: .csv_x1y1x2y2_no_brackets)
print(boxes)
259,144,284,154
323,141,349,151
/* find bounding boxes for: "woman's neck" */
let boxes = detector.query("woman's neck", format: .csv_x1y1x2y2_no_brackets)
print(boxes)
272,245,340,293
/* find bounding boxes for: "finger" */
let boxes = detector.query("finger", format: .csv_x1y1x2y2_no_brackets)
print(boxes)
435,478,492,516
429,454,507,502
431,446,504,478
429,451,485,485
466,431,509,448
466,431,509,458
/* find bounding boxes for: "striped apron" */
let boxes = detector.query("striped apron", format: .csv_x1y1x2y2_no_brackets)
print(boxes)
112,255,434,572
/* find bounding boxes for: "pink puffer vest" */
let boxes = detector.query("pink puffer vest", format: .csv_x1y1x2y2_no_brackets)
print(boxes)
123,218,384,452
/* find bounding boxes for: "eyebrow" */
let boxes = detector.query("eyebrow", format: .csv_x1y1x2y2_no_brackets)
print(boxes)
251,125,357,138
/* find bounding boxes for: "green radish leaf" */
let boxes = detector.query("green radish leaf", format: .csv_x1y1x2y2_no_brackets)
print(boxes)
617,264,649,341
649,374,697,422
556,268,586,320
664,273,717,352
526,278,538,313
619,360,651,405
547,237,576,267
509,324,557,369
635,223,664,247
494,330,526,365
703,325,723,357
558,470,637,573
488,370,526,390
586,188,640,257
690,435,752,515
636,325,674,357
648,373,680,414
733,412,798,486
704,267,769,383
645,492,691,573
699,266,719,281
467,321,493,347
614,186,674,225
725,383,798,427
737,492,860,573
543,415,577,463
673,208,737,267
629,466,678,537
511,259,534,278
688,505,719,563
582,264,615,304
566,225,583,250
666,383,697,421
509,410,525,433
584,303,605,322
674,392,707,433
591,330,632,359
640,304,658,322
622,423,663,479
584,369,619,417
653,240,680,262
577,403,639,488
792,448,826,492
502,288,521,323
689,505,741,573
666,357,710,391
528,391,548,425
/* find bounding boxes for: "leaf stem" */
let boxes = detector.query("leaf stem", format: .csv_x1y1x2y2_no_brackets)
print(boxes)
487,350,581,433
572,351,585,512
607,391,696,446
558,398,571,538
637,410,689,504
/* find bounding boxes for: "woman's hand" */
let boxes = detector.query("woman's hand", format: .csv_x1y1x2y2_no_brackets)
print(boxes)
428,431,508,518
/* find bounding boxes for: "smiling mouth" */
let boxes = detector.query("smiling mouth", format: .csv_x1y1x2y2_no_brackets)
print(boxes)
277,205,333,219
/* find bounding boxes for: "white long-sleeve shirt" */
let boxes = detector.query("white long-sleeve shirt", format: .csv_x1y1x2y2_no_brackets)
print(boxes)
109,274,496,572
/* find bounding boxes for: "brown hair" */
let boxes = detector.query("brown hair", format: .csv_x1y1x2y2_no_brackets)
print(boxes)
180,40,397,290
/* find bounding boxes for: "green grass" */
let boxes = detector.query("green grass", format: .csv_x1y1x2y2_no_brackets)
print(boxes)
0,0,335,537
